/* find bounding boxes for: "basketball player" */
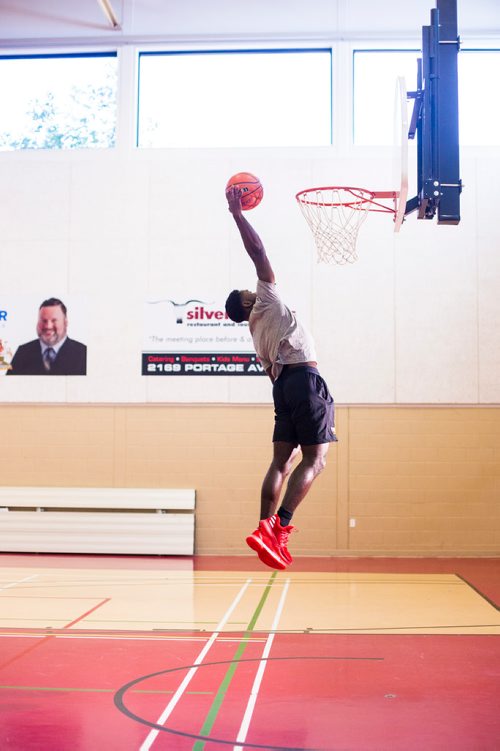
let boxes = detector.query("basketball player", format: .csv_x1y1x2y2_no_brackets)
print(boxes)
225,185,337,570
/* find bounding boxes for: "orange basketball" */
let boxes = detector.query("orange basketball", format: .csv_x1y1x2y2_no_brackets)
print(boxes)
226,172,263,211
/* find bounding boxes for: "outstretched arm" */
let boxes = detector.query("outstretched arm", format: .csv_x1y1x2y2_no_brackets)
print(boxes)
226,186,275,283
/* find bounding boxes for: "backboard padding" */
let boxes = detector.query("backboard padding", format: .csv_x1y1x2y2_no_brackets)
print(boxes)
405,0,461,224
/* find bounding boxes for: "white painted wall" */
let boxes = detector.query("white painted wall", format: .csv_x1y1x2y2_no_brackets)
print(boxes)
0,143,498,405
0,0,498,405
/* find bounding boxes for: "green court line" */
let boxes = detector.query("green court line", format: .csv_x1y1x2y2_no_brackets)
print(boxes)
193,571,278,751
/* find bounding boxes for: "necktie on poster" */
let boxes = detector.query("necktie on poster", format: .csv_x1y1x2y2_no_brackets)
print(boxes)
43,347,56,372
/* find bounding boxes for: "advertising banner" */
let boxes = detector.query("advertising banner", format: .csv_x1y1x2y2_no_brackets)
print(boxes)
142,297,265,376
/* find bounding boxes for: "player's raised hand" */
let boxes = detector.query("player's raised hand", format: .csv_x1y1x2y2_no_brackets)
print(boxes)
225,184,243,215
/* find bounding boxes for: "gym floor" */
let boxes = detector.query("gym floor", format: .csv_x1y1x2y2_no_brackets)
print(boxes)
1,553,499,750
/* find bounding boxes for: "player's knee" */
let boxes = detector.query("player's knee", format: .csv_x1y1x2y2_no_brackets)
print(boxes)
274,456,295,476
304,450,327,477
314,454,327,476
273,446,299,475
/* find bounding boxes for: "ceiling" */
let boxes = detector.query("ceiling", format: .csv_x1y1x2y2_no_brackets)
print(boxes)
0,0,498,49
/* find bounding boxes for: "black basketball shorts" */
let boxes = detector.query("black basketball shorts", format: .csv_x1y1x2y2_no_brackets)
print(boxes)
272,366,338,446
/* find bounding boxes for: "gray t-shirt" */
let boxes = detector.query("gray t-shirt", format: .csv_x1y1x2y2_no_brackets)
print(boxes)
249,280,317,380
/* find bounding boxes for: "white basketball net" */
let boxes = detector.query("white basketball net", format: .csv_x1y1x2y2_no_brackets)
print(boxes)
296,187,374,265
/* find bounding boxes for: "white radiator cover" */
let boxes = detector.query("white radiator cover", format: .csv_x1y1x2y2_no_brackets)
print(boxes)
0,487,195,555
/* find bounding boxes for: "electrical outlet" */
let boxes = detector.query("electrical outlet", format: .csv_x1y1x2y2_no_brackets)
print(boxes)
349,518,356,528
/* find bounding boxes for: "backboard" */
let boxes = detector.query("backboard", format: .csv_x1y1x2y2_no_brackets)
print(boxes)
394,75,409,232
405,0,462,224
296,0,462,262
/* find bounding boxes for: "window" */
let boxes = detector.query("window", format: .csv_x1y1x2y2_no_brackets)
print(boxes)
459,51,500,146
0,53,117,150
353,50,419,145
137,49,332,148
353,48,500,146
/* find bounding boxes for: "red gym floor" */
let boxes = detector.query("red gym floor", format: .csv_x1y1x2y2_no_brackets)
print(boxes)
0,554,499,751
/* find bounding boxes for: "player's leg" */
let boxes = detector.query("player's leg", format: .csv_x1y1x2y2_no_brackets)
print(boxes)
280,368,335,517
279,442,330,515
246,368,335,569
246,441,299,570
260,440,300,519
270,368,336,563
264,441,329,566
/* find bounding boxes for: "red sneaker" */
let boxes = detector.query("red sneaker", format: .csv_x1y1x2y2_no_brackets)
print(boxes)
246,515,294,570
246,518,287,570
262,515,295,566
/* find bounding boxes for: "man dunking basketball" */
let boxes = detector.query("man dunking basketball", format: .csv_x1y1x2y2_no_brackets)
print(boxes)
225,185,338,570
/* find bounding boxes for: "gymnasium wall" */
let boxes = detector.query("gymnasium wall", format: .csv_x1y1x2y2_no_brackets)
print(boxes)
1,108,499,557
1,148,499,404
0,403,498,556
2,0,500,558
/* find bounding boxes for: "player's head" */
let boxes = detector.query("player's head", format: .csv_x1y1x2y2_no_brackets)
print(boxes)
37,297,68,346
225,289,255,322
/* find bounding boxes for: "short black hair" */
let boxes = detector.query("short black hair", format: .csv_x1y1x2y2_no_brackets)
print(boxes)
225,290,246,323
40,298,67,316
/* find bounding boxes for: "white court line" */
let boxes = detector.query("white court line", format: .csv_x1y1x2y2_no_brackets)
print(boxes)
234,578,290,751
139,577,252,751
0,574,39,592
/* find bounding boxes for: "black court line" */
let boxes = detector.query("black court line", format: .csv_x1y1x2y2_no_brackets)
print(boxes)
114,654,384,751
244,623,500,633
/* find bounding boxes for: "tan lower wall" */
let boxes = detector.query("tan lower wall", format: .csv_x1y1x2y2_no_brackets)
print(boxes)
0,404,499,556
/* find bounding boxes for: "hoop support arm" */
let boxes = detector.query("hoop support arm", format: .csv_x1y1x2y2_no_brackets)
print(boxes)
369,190,399,214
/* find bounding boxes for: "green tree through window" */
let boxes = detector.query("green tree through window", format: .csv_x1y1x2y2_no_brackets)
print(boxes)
0,55,117,150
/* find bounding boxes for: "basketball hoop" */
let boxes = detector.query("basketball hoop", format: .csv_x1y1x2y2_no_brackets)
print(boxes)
296,186,398,265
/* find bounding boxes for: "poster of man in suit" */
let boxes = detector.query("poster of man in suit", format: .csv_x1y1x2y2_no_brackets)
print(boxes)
3,297,86,376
